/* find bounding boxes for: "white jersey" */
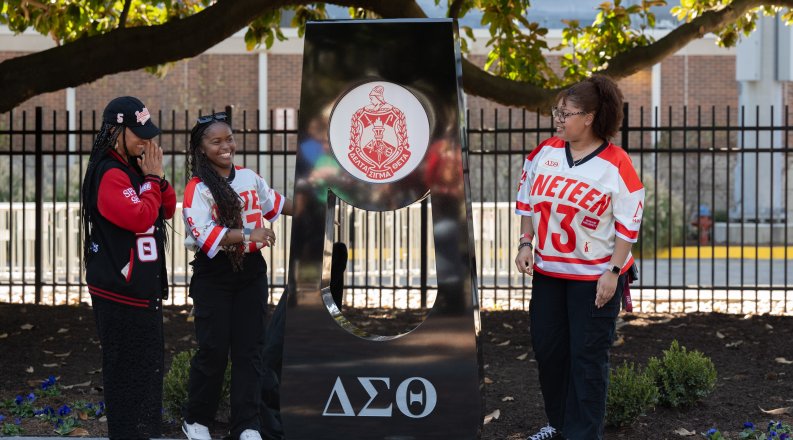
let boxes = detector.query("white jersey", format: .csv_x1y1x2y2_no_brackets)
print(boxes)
515,136,644,280
183,166,285,258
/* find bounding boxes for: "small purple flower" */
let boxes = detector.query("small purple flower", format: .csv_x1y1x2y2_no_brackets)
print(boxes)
27,392,35,402
14,417,21,425
706,428,718,437
58,405,71,417
55,418,63,428
0,414,5,422
744,422,755,430
14,395,23,405
780,433,790,440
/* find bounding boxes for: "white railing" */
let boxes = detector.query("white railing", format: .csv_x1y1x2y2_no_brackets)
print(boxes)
0,201,529,306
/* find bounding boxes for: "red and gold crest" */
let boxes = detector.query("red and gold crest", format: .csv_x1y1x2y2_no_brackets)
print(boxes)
347,86,411,181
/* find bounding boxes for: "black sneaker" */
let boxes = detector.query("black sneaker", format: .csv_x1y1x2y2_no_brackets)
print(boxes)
527,424,563,440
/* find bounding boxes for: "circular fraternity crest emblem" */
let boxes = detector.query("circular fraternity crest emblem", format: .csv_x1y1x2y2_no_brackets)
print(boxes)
329,81,430,183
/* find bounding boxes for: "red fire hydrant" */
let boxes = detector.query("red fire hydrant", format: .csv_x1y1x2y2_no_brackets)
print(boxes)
691,205,713,245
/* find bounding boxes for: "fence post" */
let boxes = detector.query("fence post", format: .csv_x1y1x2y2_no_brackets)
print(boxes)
621,102,630,150
34,107,43,304
225,105,233,126
420,198,428,308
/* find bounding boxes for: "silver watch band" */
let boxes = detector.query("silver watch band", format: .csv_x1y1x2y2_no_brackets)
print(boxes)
242,228,252,242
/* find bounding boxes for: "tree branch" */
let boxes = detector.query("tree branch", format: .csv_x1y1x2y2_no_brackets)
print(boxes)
2,0,791,112
602,0,793,78
119,0,132,29
0,0,299,112
448,0,465,19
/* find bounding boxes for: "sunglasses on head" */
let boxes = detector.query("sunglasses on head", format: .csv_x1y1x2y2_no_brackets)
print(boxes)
196,112,229,125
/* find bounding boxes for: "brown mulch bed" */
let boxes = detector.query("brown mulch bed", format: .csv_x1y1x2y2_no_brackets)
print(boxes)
1,303,792,439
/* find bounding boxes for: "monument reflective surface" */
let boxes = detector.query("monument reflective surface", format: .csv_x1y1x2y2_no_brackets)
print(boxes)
281,19,482,439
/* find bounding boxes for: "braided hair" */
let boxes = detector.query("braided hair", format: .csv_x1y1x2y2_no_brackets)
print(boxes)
81,122,122,268
187,120,245,271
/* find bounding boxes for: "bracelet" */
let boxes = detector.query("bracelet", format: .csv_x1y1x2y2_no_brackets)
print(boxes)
518,241,533,252
518,232,533,241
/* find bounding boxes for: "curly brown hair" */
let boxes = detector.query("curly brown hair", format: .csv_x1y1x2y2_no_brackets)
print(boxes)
187,120,245,271
556,75,624,141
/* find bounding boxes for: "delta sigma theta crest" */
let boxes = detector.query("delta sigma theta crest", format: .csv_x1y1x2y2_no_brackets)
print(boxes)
330,81,429,183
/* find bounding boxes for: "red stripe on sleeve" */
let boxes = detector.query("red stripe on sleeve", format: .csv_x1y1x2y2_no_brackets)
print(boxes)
516,200,532,212
263,191,282,221
201,226,224,254
615,222,639,239
183,177,202,209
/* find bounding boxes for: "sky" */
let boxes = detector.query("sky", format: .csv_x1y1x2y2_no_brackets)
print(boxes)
325,0,678,30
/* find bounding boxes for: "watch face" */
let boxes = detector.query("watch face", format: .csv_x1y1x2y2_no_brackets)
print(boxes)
611,266,621,274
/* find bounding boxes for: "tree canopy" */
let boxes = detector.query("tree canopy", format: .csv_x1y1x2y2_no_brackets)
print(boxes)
1,0,792,112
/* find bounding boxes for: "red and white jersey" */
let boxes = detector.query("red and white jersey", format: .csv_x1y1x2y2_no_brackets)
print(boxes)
182,166,285,258
515,136,644,281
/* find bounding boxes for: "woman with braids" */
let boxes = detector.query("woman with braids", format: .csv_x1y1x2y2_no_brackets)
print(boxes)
514,76,644,440
81,96,176,439
181,112,292,440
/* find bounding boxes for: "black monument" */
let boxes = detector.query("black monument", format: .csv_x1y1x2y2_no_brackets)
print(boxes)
280,19,482,439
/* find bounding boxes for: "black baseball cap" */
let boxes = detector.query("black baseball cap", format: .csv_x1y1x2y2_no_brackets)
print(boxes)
102,96,161,139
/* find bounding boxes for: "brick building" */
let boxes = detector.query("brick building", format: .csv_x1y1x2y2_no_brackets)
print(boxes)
3,25,793,224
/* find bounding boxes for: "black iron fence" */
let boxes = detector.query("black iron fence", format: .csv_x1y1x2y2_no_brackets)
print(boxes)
1,104,791,314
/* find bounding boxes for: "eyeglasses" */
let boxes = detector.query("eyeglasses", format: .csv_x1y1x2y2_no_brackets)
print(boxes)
196,112,229,125
551,107,587,122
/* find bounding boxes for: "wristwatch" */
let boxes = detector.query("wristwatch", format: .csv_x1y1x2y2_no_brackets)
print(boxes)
608,264,621,275
242,228,252,242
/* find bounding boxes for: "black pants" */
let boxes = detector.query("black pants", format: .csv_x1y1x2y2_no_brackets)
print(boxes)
529,271,624,440
186,254,269,440
93,297,163,440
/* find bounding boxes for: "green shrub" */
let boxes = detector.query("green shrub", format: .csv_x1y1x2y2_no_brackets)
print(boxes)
163,350,232,421
646,340,717,408
606,361,659,427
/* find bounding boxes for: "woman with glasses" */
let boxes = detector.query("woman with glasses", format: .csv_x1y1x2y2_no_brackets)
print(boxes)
81,96,176,440
181,112,292,440
514,76,644,440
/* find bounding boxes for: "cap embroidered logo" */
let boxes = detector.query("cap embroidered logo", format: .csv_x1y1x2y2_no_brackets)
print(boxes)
135,108,151,125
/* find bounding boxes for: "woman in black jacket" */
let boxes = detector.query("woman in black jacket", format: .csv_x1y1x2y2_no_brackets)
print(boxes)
81,96,176,440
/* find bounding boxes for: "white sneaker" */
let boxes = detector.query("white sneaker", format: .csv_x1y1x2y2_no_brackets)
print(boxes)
527,424,561,440
239,429,262,440
182,421,212,440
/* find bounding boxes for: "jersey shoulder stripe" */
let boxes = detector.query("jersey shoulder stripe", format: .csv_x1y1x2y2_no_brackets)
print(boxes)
527,136,565,161
183,177,202,209
597,144,643,193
